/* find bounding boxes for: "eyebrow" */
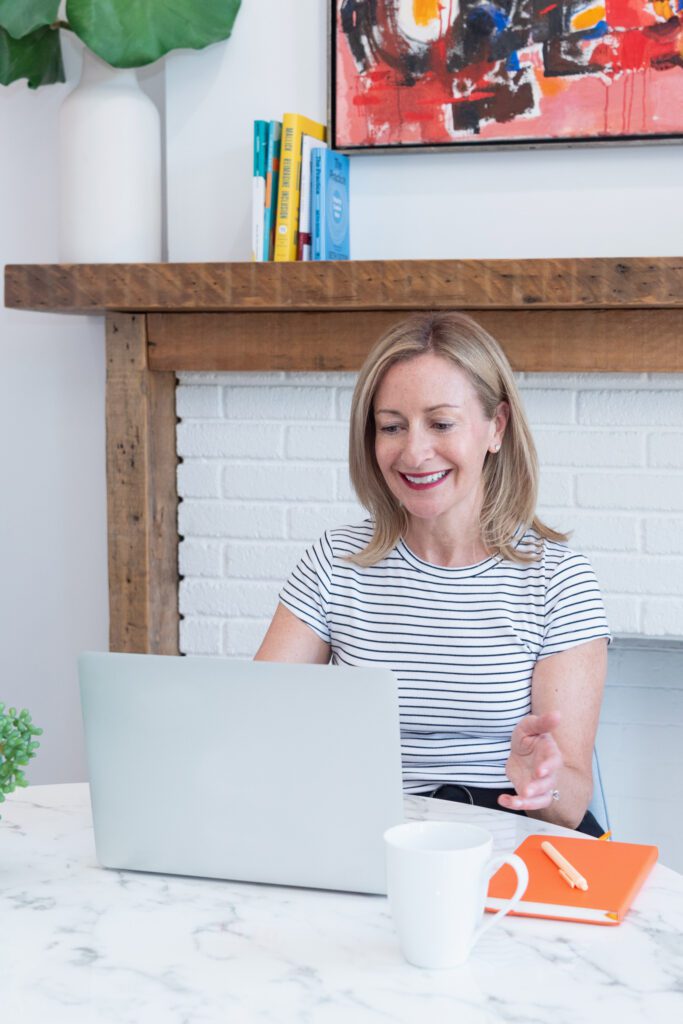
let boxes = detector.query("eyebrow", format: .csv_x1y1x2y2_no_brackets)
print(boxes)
375,404,460,415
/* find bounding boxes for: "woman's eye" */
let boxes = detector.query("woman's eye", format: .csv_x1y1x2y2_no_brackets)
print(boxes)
378,425,401,434
433,422,453,431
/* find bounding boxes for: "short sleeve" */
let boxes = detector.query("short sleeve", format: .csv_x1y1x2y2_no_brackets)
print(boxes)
539,552,611,659
279,532,335,644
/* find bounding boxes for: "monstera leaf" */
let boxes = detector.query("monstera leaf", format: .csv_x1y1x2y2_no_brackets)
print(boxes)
66,0,242,68
0,0,241,87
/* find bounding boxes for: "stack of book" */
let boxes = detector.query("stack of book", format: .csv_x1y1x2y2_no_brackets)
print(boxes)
251,114,350,262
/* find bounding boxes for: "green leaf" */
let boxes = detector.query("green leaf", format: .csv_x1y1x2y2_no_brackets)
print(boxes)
66,0,241,69
0,0,60,39
0,24,63,87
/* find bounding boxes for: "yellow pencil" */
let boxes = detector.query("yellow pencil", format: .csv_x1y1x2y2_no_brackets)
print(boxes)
541,840,589,891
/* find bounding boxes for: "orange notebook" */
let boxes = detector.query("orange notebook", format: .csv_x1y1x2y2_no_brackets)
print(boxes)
486,834,658,926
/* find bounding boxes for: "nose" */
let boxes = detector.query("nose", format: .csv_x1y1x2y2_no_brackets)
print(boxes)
400,426,435,469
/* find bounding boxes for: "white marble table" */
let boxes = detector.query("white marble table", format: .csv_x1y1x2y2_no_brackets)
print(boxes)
1,784,681,1024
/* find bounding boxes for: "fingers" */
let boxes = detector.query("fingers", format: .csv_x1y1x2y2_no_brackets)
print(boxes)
498,789,557,812
516,710,561,737
503,735,563,810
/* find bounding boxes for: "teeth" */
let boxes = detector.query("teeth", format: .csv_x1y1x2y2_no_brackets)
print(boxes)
404,470,448,484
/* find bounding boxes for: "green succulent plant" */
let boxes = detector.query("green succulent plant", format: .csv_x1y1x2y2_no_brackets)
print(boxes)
0,0,242,89
0,704,42,814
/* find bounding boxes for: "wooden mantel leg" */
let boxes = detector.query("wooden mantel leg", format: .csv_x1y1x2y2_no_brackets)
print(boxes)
105,313,179,654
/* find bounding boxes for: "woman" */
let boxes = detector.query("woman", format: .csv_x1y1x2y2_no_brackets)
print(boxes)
256,312,610,835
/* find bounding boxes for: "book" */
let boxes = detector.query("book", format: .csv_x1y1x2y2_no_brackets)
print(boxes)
297,135,327,261
311,149,350,261
273,113,326,262
263,120,282,261
485,833,658,926
251,119,268,262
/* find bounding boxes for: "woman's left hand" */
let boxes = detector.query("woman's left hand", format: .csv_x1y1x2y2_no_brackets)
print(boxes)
498,711,563,812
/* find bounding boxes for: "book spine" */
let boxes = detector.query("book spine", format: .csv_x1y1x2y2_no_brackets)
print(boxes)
274,114,326,262
273,117,299,262
311,149,324,261
251,120,268,262
263,120,281,261
323,153,350,261
298,139,327,261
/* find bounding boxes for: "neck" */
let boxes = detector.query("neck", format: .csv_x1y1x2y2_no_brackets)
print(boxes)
403,519,489,568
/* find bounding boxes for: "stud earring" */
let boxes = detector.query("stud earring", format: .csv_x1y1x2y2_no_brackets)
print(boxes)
491,444,501,453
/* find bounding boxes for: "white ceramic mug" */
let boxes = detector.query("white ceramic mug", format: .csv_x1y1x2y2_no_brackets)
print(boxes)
384,821,529,968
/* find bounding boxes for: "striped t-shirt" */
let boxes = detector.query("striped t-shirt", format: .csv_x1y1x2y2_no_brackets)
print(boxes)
279,520,610,793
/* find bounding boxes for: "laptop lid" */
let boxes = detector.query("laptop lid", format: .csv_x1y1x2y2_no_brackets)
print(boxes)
79,652,405,894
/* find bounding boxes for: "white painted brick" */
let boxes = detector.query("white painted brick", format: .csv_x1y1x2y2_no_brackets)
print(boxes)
561,512,640,552
179,617,223,655
285,423,347,460
283,372,356,387
606,798,680,866
179,501,286,539
648,433,683,468
177,459,222,498
222,463,336,501
642,599,683,638
644,518,683,555
337,388,354,420
601,685,683,727
177,421,283,458
600,720,683,761
288,503,367,540
578,390,683,426
602,595,641,635
223,386,334,420
518,389,575,425
589,554,683,596
597,748,680,798
519,373,648,390
178,539,224,577
225,541,304,580
175,385,221,418
337,466,359,502
646,373,683,388
177,372,285,385
535,429,644,468
537,470,574,507
223,619,272,657
180,579,280,617
576,473,683,511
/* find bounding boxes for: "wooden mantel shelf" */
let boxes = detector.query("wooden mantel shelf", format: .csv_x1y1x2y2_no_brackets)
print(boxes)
6,256,682,658
6,256,683,312
6,257,683,373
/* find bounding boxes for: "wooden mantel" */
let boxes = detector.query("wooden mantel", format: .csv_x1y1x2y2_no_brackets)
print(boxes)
5,256,683,656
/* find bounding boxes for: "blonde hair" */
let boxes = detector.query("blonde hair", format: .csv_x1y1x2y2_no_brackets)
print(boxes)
348,311,567,566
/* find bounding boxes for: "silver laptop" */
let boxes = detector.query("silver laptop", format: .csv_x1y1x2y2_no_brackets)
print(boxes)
79,652,404,894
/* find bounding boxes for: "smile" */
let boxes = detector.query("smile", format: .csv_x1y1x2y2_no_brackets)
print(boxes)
399,470,451,490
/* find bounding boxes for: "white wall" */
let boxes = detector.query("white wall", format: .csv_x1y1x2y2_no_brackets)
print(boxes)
0,39,164,784
166,0,683,262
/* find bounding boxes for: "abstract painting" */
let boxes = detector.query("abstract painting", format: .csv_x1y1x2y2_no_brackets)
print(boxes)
331,0,683,149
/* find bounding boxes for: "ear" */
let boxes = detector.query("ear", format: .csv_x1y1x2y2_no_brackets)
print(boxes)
492,401,510,447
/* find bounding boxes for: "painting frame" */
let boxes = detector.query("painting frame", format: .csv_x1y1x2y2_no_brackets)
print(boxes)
328,0,683,154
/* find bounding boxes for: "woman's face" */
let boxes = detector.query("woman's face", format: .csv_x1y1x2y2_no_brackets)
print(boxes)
373,352,508,532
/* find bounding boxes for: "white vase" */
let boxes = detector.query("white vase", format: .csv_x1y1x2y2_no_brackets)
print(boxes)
59,49,162,263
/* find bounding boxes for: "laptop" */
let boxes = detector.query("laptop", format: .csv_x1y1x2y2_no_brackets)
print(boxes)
78,652,405,894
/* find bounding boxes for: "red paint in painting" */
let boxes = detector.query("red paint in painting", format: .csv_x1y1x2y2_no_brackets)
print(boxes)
334,0,683,146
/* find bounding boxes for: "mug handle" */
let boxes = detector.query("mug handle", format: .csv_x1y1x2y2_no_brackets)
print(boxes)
472,853,529,946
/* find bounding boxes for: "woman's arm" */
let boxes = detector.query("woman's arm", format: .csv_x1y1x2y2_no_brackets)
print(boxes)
498,637,608,829
254,602,331,663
